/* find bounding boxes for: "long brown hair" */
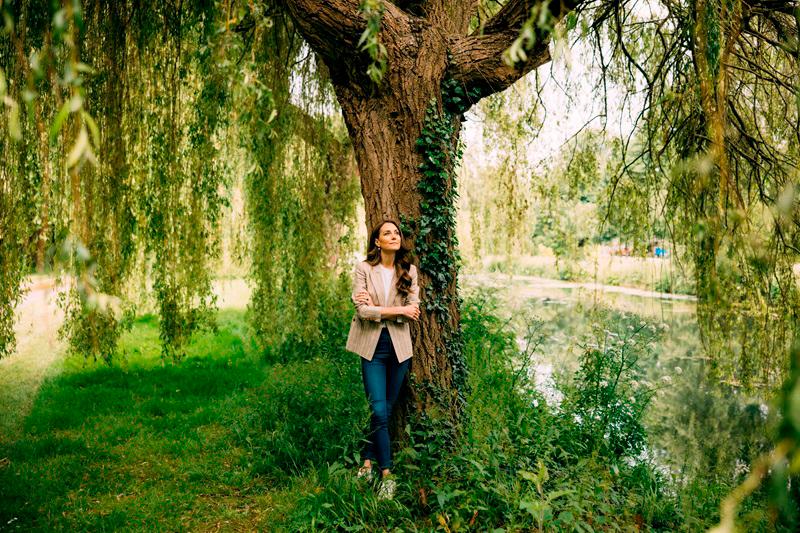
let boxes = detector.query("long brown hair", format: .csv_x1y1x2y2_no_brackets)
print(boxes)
365,219,414,298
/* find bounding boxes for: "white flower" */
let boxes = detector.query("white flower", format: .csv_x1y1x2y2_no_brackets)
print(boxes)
674,366,683,375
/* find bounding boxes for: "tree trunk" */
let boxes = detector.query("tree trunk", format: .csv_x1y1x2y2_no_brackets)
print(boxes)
331,22,468,434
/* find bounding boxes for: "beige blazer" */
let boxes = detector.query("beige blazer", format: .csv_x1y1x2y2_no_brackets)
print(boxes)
345,261,420,363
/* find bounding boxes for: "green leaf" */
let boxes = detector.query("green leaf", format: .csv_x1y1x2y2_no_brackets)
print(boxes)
566,11,578,31
69,93,83,112
357,28,370,48
50,100,71,142
5,97,21,141
519,499,549,516
75,62,95,74
546,489,575,501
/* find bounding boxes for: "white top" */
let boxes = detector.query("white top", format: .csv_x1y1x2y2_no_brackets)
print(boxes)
377,264,394,328
377,264,394,305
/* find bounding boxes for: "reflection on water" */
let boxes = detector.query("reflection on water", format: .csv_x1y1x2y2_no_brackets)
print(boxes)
462,275,776,487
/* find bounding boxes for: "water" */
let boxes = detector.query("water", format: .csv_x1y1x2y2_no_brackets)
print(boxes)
462,274,776,486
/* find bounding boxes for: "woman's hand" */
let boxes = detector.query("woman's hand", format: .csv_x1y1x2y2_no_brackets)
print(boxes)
400,305,420,321
355,290,373,306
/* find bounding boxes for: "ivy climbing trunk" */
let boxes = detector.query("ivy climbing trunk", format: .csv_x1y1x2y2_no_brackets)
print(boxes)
281,0,571,433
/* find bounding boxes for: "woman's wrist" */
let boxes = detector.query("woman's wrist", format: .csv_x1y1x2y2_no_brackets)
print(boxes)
379,306,403,319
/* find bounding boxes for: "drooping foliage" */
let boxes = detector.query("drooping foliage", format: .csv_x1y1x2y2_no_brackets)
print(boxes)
0,0,360,363
470,1,799,388
585,1,800,387
1,0,798,393
239,10,359,358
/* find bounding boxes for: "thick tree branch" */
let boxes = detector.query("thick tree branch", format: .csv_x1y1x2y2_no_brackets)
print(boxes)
282,0,412,84
483,0,538,33
448,31,550,97
390,0,427,15
409,0,478,33
447,0,578,98
280,0,364,59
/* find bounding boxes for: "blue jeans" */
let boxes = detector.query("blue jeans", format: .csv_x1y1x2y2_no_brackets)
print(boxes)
361,328,410,470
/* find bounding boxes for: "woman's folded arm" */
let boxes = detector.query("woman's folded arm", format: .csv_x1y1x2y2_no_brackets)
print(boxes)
352,264,382,322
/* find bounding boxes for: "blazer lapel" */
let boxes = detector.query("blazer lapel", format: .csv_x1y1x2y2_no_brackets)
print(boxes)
368,263,385,306
387,269,398,305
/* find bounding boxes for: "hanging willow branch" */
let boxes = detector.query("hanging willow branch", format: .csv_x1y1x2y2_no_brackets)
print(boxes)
0,0,360,363
585,0,800,387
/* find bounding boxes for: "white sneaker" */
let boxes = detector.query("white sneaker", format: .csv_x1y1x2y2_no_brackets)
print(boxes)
356,465,374,483
377,477,396,500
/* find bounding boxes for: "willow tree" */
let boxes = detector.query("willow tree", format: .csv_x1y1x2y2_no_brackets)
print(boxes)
3,0,798,443
591,1,800,387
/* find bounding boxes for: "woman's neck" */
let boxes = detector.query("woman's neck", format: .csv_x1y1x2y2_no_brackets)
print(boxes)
379,251,395,268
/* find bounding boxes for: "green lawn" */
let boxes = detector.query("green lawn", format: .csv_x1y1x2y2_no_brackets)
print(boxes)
0,310,371,531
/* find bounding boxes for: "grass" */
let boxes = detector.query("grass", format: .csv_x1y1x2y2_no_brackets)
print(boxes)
0,294,790,531
0,309,370,531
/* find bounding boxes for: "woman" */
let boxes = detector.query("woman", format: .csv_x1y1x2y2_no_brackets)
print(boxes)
345,219,420,501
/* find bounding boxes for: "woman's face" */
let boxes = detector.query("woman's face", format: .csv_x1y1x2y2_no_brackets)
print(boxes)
375,223,402,252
